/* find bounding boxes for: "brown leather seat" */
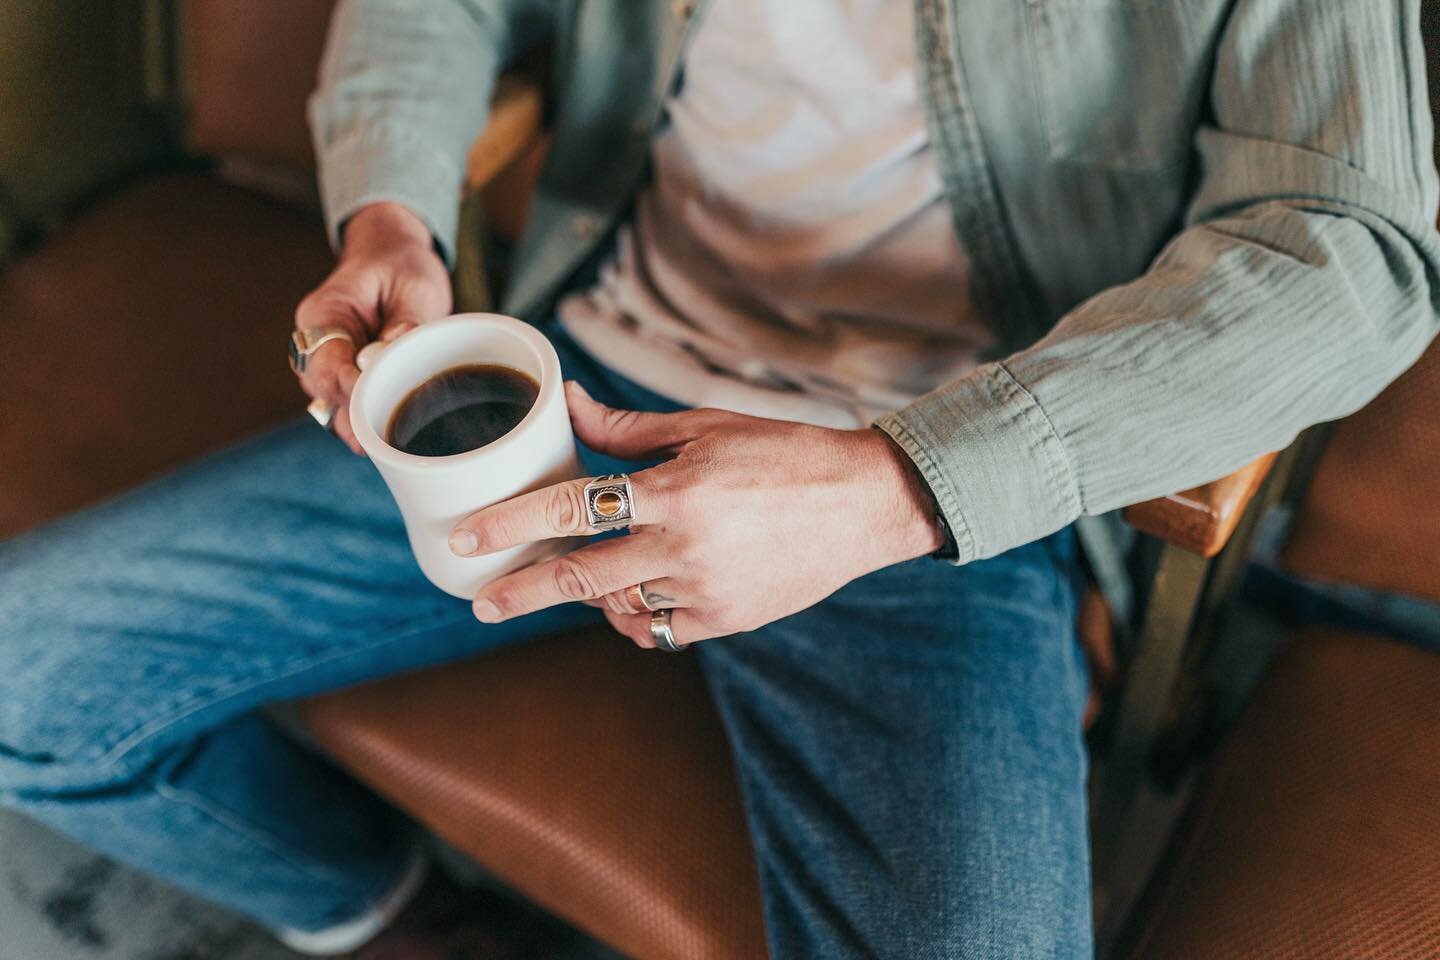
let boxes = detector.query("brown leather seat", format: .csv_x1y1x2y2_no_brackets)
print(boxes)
1119,629,1440,960
0,174,331,539
303,629,769,960
1120,337,1440,958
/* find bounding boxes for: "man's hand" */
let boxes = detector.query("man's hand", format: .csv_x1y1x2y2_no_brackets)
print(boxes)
449,383,946,647
292,202,451,453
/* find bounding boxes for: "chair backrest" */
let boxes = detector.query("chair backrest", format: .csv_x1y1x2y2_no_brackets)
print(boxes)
1279,4,1440,603
1280,343,1440,604
180,0,338,173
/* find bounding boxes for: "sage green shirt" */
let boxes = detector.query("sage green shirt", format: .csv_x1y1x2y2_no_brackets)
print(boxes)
310,0,1440,613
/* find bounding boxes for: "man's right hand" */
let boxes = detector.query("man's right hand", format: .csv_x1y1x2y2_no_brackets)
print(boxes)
293,202,452,454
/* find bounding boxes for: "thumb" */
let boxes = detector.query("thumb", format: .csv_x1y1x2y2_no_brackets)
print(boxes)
566,381,715,460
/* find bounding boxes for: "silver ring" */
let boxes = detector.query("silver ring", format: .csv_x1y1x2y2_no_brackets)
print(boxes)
306,397,335,431
289,326,355,375
650,609,688,653
583,474,636,531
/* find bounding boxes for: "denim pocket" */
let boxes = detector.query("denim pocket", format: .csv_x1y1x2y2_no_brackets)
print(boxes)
1023,0,1223,171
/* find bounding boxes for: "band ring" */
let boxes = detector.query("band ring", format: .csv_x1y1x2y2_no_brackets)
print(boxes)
625,582,658,613
583,474,636,531
289,326,355,375
650,609,688,653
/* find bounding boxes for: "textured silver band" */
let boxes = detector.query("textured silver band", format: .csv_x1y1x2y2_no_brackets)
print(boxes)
649,609,688,653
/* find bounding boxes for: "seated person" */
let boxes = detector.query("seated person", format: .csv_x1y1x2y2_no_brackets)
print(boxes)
1,1,1436,957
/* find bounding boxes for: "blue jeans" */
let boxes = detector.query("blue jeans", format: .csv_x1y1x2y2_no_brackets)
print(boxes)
0,322,1092,958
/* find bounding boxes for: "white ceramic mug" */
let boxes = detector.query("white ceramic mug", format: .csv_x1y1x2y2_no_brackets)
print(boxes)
349,313,584,599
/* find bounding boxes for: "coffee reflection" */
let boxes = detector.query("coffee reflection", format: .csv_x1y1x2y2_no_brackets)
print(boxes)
386,364,539,457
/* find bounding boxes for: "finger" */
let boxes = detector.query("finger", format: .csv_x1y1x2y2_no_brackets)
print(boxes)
604,607,716,650
565,381,726,460
450,468,672,556
331,406,365,456
379,320,416,342
329,365,362,448
597,578,685,616
294,294,368,409
471,538,670,622
296,335,359,406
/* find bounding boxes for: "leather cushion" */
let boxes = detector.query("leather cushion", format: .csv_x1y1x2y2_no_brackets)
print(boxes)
1281,342,1440,604
1119,630,1440,959
0,173,332,538
302,630,769,960
182,0,338,172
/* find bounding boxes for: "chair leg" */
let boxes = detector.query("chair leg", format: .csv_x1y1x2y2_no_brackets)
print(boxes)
1090,543,1210,911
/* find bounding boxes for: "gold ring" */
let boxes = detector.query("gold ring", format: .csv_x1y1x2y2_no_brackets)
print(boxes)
626,582,657,612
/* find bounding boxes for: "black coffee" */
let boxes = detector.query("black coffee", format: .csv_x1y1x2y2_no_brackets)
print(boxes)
387,364,539,457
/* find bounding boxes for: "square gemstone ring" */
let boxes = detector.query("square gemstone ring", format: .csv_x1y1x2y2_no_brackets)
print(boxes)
583,474,635,530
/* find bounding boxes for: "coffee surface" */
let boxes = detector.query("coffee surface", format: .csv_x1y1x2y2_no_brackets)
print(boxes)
387,364,539,457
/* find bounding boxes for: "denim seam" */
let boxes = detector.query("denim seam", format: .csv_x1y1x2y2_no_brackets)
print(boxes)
95,606,477,772
148,774,367,895
147,772,418,931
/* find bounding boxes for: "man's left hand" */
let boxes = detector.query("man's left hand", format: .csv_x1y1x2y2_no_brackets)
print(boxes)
449,382,945,648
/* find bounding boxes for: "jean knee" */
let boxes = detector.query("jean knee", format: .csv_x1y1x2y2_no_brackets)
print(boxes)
0,636,139,798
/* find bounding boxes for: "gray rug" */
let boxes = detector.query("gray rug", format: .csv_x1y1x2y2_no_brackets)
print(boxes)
1,807,295,960
0,808,621,960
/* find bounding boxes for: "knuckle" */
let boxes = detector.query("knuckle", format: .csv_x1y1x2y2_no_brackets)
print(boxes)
669,534,704,571
473,514,511,553
295,289,335,325
546,484,587,534
604,406,642,434
552,557,601,601
666,482,697,521
680,441,720,473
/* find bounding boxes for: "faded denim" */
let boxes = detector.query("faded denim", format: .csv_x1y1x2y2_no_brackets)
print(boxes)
0,323,1091,958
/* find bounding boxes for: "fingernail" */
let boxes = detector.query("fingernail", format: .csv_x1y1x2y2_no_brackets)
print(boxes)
473,599,501,622
449,530,479,556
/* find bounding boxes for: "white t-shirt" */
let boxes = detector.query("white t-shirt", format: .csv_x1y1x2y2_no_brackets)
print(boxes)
559,0,991,428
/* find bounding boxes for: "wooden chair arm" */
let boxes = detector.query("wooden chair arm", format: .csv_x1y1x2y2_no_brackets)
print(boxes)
465,75,545,192
1123,453,1279,558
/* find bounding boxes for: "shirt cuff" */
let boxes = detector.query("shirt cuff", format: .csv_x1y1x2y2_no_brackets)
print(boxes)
873,362,1083,564
314,121,466,267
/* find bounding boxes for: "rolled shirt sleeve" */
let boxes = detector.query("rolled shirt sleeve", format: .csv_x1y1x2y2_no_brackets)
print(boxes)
877,0,1440,564
308,0,555,265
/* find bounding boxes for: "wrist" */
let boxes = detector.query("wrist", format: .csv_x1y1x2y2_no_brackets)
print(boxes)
342,202,435,260
863,428,946,562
